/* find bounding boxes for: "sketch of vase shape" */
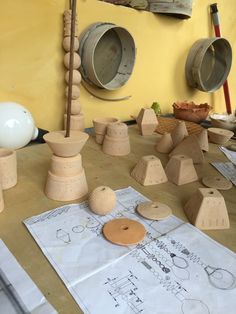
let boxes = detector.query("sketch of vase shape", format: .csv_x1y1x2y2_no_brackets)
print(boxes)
181,299,210,314
171,265,190,281
204,266,236,290
56,229,71,244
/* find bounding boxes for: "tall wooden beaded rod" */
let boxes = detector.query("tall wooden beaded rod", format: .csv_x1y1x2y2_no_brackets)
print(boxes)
65,0,77,137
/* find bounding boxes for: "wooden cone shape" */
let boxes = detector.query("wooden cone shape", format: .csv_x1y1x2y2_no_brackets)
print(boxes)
136,108,158,136
165,155,198,185
169,135,204,164
184,188,230,230
171,121,188,147
131,155,167,186
196,129,209,152
43,130,89,158
156,133,173,153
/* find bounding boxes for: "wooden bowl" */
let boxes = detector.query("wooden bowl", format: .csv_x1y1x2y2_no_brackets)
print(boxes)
208,127,234,145
173,101,212,123
210,114,236,134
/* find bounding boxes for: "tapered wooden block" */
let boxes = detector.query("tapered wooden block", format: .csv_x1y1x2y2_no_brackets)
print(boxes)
196,129,209,152
165,155,198,185
131,155,167,186
184,188,230,230
156,133,173,153
136,108,158,136
171,121,188,147
169,135,204,164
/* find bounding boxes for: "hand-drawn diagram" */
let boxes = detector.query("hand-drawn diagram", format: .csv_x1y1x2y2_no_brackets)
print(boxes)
104,270,144,314
56,229,71,244
168,237,236,290
24,187,236,314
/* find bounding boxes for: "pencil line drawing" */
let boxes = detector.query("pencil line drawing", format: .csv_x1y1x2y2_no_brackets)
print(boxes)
56,229,71,244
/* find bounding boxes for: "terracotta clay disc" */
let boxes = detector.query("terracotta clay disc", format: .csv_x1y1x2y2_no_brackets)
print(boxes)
202,176,232,190
136,201,172,220
103,218,146,246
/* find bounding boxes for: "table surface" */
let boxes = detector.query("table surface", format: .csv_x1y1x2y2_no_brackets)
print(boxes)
0,125,235,313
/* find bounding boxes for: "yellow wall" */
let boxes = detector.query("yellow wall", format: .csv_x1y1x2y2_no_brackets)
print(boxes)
0,0,235,131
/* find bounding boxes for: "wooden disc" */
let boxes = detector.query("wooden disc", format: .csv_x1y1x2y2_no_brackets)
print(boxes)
103,218,146,246
202,176,232,190
136,201,172,220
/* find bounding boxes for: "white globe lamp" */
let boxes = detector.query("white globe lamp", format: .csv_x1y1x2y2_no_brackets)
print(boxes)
0,102,38,149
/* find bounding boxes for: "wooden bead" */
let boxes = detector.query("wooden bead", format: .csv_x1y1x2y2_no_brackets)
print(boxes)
65,85,80,99
88,186,116,215
64,52,81,69
62,37,80,52
65,70,81,85
66,99,81,115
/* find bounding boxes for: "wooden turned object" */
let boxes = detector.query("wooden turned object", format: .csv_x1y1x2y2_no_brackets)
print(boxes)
64,52,81,69
63,37,80,52
171,121,188,147
165,155,198,185
136,108,158,136
131,155,168,186
103,218,146,246
136,201,172,220
184,188,230,230
0,149,17,190
196,129,209,152
208,128,234,145
0,186,4,213
64,113,84,131
43,130,89,158
88,186,116,215
106,122,128,138
65,99,81,115
93,117,119,144
50,154,83,177
169,135,205,164
65,70,81,85
156,133,173,154
202,176,232,190
102,135,130,156
45,169,88,201
65,84,80,99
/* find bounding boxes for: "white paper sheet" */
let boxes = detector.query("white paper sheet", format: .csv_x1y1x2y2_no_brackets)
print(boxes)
220,146,236,165
0,239,57,314
24,187,236,314
211,161,236,186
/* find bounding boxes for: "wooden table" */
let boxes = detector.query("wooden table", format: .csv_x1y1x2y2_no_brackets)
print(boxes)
0,125,235,313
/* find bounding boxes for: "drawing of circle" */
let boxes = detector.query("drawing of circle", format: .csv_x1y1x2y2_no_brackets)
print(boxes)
172,256,189,269
205,267,236,290
86,220,100,229
72,225,85,233
181,299,210,314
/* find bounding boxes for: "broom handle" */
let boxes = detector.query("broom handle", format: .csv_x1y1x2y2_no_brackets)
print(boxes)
210,3,232,115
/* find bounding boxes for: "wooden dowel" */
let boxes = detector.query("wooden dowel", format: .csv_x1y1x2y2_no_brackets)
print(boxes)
65,0,77,137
